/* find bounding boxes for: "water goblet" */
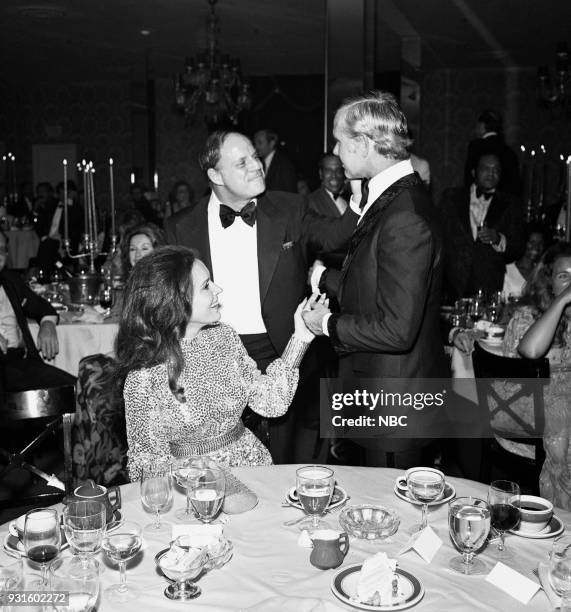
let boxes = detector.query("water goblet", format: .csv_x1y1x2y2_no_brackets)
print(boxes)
448,497,490,575
487,480,520,560
172,456,208,522
141,457,173,535
0,548,23,602
101,520,142,603
187,460,225,524
406,467,445,534
50,557,100,612
549,535,571,611
23,508,61,590
295,465,334,532
63,500,106,572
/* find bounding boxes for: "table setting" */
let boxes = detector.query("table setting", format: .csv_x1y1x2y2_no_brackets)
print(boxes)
1,463,570,611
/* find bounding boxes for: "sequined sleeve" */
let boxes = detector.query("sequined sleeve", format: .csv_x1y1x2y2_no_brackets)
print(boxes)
123,369,166,482
502,306,536,357
234,331,308,418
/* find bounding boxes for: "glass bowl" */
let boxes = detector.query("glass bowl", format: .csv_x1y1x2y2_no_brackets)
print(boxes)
339,505,400,540
155,547,207,583
204,538,233,570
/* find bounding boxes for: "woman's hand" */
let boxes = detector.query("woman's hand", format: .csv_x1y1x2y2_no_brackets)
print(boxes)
294,292,329,342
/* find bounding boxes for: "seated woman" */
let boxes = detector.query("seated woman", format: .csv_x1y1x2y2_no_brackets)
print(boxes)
113,246,322,480
502,242,571,508
122,222,166,278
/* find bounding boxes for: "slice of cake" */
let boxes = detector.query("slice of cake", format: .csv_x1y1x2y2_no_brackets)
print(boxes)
356,552,398,605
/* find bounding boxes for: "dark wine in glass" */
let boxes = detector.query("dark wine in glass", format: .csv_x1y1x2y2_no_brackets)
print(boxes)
487,480,520,559
490,503,520,531
27,544,59,564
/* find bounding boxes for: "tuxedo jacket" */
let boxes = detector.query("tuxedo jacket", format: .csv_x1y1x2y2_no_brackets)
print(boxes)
35,198,84,251
0,269,57,360
265,151,297,193
307,187,346,269
438,187,525,299
326,174,448,381
164,191,357,354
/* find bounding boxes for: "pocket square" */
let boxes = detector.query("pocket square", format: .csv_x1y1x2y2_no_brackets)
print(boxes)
282,241,294,250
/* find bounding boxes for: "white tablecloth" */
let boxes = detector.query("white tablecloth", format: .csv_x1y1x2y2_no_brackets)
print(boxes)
6,465,566,611
29,321,118,376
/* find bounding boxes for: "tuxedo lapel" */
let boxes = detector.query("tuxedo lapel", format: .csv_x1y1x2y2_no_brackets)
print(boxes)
319,188,342,217
483,193,505,227
179,201,213,276
256,194,289,303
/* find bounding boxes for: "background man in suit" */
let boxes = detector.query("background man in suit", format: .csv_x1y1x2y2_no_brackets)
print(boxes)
463,110,521,197
440,152,525,300
303,91,448,469
165,131,356,462
254,129,297,193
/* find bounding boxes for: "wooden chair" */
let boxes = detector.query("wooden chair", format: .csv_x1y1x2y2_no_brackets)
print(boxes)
0,385,75,509
472,342,549,493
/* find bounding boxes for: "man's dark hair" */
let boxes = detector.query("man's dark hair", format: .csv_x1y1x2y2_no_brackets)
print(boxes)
477,110,502,134
198,131,232,173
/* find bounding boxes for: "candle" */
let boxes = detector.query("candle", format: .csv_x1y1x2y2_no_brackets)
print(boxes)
90,165,98,245
130,172,135,185
153,171,158,191
82,160,88,236
538,145,546,211
566,157,571,242
109,158,116,238
63,159,68,244
529,149,536,218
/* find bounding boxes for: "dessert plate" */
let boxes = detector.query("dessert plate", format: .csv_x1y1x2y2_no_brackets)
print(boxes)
508,515,564,539
284,485,347,511
393,481,455,507
331,563,424,611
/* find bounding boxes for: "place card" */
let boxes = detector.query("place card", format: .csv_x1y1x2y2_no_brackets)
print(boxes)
485,562,541,604
172,523,223,542
397,526,442,563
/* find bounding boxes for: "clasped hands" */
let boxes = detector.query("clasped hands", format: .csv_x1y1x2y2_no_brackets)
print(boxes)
294,292,330,341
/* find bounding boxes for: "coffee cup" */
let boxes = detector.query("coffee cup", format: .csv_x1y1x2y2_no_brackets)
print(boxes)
395,466,445,496
515,495,553,532
485,325,505,342
73,479,121,523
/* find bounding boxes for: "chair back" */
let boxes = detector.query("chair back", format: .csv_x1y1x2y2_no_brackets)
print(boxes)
0,386,76,423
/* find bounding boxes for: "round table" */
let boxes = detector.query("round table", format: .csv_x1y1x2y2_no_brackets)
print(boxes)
3,465,566,611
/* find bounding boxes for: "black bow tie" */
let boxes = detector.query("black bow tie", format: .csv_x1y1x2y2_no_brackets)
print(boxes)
475,187,494,201
219,201,257,229
359,179,370,211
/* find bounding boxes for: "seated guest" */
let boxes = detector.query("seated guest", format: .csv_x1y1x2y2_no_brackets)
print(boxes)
439,152,525,300
124,183,161,226
0,230,75,394
121,223,166,279
113,246,320,480
165,181,195,218
502,224,547,300
101,209,146,284
503,242,571,508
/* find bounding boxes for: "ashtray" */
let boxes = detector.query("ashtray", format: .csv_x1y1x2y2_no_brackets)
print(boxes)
339,505,400,540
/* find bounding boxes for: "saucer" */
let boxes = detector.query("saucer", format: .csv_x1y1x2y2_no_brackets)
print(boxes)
106,509,123,532
509,515,565,539
285,485,347,511
393,481,456,507
331,563,424,610
3,531,69,557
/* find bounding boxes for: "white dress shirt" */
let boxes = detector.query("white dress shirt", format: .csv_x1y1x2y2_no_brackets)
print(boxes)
0,287,23,348
325,188,348,215
208,193,267,335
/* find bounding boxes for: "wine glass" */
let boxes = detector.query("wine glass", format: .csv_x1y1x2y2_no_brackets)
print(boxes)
0,548,23,601
101,520,142,603
63,500,106,571
295,465,334,532
98,285,113,317
23,508,61,589
157,535,208,600
50,557,100,612
187,460,225,524
449,497,491,575
487,480,520,559
140,457,173,535
406,467,445,534
549,535,571,611
172,456,204,522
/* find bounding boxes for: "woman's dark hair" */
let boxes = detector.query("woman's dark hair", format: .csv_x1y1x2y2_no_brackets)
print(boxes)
121,223,166,277
114,246,196,402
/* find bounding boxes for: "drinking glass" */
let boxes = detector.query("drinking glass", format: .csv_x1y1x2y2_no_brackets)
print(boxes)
98,285,113,317
0,548,23,602
187,460,225,524
23,508,61,589
172,456,207,522
549,535,571,611
141,457,173,535
487,480,520,559
449,497,491,575
63,500,106,571
50,557,99,612
101,520,142,603
295,465,334,532
407,468,445,534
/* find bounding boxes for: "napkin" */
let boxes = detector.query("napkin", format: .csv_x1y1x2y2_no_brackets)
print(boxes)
538,562,561,609
71,305,105,324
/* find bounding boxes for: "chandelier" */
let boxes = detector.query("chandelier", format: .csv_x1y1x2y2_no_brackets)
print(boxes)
174,0,252,125
537,41,571,110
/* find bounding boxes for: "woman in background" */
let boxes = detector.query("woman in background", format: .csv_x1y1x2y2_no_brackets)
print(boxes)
502,224,547,300
165,180,195,218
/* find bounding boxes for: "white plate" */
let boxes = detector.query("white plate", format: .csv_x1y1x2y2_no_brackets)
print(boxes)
479,337,503,347
285,485,347,511
331,563,424,611
509,515,565,539
393,481,456,507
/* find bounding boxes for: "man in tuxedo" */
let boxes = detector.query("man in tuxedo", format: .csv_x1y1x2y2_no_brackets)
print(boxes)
0,231,75,395
254,129,298,193
164,131,357,462
463,110,521,197
302,91,448,469
440,152,525,300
